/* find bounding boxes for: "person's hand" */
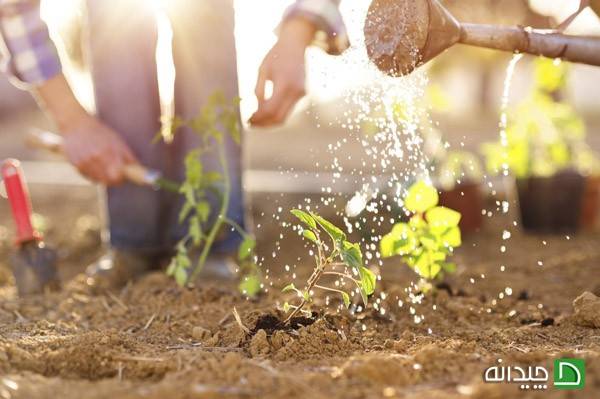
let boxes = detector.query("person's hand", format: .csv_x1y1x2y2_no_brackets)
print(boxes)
34,74,137,186
62,114,137,185
250,18,317,127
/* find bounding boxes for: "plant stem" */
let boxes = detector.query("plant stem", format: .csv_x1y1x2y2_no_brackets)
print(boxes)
223,217,246,237
322,271,360,285
188,138,230,283
283,259,325,324
314,284,348,295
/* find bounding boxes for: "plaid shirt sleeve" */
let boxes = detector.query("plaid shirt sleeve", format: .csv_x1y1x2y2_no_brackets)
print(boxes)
282,0,349,55
0,0,62,86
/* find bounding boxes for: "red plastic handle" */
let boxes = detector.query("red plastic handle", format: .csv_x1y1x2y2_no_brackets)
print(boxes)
1,159,39,244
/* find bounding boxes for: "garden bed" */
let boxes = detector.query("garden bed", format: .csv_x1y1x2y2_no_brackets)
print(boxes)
1,190,600,398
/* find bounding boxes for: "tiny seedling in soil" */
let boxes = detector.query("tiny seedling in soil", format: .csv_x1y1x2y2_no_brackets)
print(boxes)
380,180,462,291
282,210,377,324
164,92,260,295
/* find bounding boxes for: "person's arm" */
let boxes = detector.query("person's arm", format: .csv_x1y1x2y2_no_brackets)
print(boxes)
250,0,349,127
0,0,136,185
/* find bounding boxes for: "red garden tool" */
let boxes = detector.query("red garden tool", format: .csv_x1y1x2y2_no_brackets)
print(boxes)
1,159,60,295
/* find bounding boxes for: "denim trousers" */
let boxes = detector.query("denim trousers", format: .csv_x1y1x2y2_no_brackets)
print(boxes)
85,0,244,256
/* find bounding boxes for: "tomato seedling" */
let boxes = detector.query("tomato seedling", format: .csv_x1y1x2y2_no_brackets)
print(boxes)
380,181,461,288
164,93,261,295
282,209,377,324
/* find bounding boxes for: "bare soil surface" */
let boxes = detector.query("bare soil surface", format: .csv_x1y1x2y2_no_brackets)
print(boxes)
1,188,600,399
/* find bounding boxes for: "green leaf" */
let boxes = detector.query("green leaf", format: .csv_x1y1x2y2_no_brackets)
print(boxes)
404,181,439,213
415,260,442,280
179,201,194,224
166,259,177,276
190,216,203,245
357,266,376,306
239,275,261,296
302,229,318,243
290,209,317,229
441,226,462,248
380,223,417,257
419,231,438,250
302,290,311,301
203,172,222,185
184,150,203,185
341,241,363,269
430,251,447,262
426,206,461,229
311,212,346,243
283,302,291,313
380,233,396,258
238,236,256,261
196,201,211,223
175,267,188,287
179,182,196,206
341,291,351,308
282,283,296,293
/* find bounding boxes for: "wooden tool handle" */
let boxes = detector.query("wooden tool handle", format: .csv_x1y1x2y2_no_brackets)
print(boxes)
26,130,157,187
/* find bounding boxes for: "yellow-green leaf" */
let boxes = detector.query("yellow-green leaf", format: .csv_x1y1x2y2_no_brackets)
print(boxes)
415,260,442,280
238,236,256,261
302,230,318,243
239,275,261,296
442,226,462,248
341,291,351,308
426,206,461,228
404,181,439,213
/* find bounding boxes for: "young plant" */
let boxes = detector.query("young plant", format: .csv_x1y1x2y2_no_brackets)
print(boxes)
482,58,599,178
164,92,260,295
282,210,377,324
380,181,461,286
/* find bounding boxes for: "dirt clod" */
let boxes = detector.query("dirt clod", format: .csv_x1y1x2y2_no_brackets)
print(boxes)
192,326,212,342
249,329,270,357
573,291,600,328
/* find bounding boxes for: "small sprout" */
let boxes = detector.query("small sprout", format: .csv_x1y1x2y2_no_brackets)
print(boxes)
164,93,261,295
381,180,462,282
282,210,377,324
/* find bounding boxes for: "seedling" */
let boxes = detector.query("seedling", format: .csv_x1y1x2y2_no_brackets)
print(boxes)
482,58,599,178
282,210,377,324
164,93,260,295
380,181,461,287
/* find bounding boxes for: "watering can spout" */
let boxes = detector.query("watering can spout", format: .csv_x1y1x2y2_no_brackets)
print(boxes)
365,0,600,77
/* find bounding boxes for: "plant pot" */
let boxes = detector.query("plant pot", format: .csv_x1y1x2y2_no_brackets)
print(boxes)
580,175,600,231
516,170,589,233
438,182,483,234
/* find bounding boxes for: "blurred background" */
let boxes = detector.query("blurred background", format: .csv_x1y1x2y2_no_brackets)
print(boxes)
1,0,600,280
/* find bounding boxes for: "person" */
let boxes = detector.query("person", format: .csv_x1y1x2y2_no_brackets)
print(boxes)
0,0,349,288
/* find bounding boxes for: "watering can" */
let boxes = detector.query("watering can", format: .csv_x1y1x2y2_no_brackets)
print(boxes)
364,0,600,76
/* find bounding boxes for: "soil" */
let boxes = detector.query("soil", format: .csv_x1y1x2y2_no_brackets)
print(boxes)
1,190,600,398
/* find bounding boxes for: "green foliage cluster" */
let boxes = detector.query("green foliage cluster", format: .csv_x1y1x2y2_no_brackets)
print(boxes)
282,210,377,323
380,181,461,283
482,58,598,179
165,93,260,295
